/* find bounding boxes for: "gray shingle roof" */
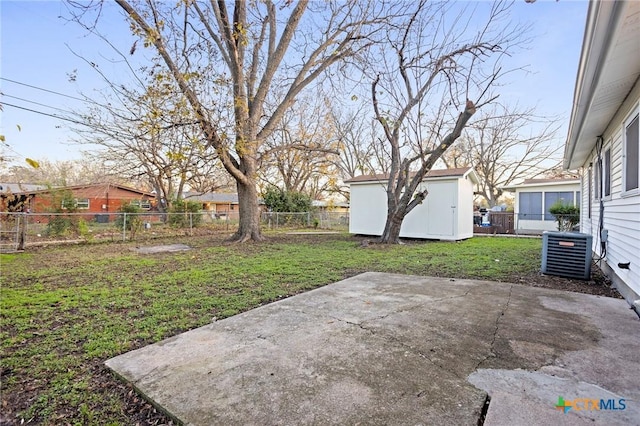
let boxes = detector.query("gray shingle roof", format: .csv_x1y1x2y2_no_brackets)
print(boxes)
183,192,239,203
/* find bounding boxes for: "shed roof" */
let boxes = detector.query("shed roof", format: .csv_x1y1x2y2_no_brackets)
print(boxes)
344,167,477,184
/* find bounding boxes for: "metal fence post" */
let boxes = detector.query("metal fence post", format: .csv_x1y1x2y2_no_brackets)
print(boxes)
17,213,26,250
122,212,127,241
189,212,193,235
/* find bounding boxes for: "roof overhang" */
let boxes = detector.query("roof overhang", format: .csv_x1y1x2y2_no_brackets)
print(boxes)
502,179,581,192
564,1,640,170
346,167,480,185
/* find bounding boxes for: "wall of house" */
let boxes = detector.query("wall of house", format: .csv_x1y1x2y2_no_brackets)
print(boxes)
513,183,581,234
28,185,154,214
582,80,640,300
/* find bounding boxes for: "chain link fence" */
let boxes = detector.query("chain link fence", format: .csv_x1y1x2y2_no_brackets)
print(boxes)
0,210,349,251
261,211,349,230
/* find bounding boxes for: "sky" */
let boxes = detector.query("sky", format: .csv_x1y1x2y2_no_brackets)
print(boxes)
0,0,589,168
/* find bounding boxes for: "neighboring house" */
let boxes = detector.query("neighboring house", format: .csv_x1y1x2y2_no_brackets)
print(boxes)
1,183,155,215
564,1,640,307
346,168,479,241
0,183,48,194
184,192,239,218
0,183,48,212
311,200,350,213
502,179,581,234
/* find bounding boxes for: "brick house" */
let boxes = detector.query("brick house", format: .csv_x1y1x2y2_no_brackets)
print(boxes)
1,183,156,216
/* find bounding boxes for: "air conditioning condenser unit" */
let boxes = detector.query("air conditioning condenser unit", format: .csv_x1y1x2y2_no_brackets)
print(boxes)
541,231,593,280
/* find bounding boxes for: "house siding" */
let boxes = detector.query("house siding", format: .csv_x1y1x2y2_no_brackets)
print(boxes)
582,80,640,297
511,182,581,233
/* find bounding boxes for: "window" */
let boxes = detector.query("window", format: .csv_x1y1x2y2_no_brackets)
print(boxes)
604,147,611,197
76,198,90,209
130,199,151,210
587,168,592,218
594,158,602,199
624,112,639,192
544,191,574,221
61,198,89,209
519,192,542,220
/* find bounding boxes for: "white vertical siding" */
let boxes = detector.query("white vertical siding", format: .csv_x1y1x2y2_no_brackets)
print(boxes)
582,83,640,297
458,176,475,238
348,182,387,236
348,174,475,240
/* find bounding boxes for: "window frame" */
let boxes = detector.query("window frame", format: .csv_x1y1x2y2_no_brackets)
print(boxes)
518,191,543,221
130,199,151,210
75,198,90,209
603,146,611,198
622,106,639,196
594,156,602,200
543,191,575,221
61,198,89,210
587,167,592,218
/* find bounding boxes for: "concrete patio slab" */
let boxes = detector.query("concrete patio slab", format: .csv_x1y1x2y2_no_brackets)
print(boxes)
106,272,640,425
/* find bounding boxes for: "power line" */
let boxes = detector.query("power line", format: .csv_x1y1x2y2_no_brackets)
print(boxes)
1,77,138,117
1,102,87,126
2,93,76,115
1,77,88,103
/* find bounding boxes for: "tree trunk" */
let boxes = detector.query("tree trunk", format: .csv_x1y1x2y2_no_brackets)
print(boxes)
231,178,263,242
379,209,405,244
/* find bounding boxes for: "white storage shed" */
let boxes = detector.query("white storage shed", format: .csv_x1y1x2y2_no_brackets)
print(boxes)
346,168,479,241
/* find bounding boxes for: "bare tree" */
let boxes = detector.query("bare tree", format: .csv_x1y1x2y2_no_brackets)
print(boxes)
69,63,221,211
0,158,119,187
326,100,390,200
259,95,340,200
367,1,526,243
441,105,563,206
79,0,397,242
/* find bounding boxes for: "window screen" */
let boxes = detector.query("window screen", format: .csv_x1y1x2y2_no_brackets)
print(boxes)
544,192,574,221
519,192,542,220
625,114,639,192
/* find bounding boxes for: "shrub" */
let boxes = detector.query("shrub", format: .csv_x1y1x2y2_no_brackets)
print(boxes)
45,190,78,236
168,199,202,228
263,187,312,213
115,204,143,239
549,201,580,231
46,216,75,237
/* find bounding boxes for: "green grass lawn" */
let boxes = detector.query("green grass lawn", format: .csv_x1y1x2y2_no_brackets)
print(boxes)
1,233,546,424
